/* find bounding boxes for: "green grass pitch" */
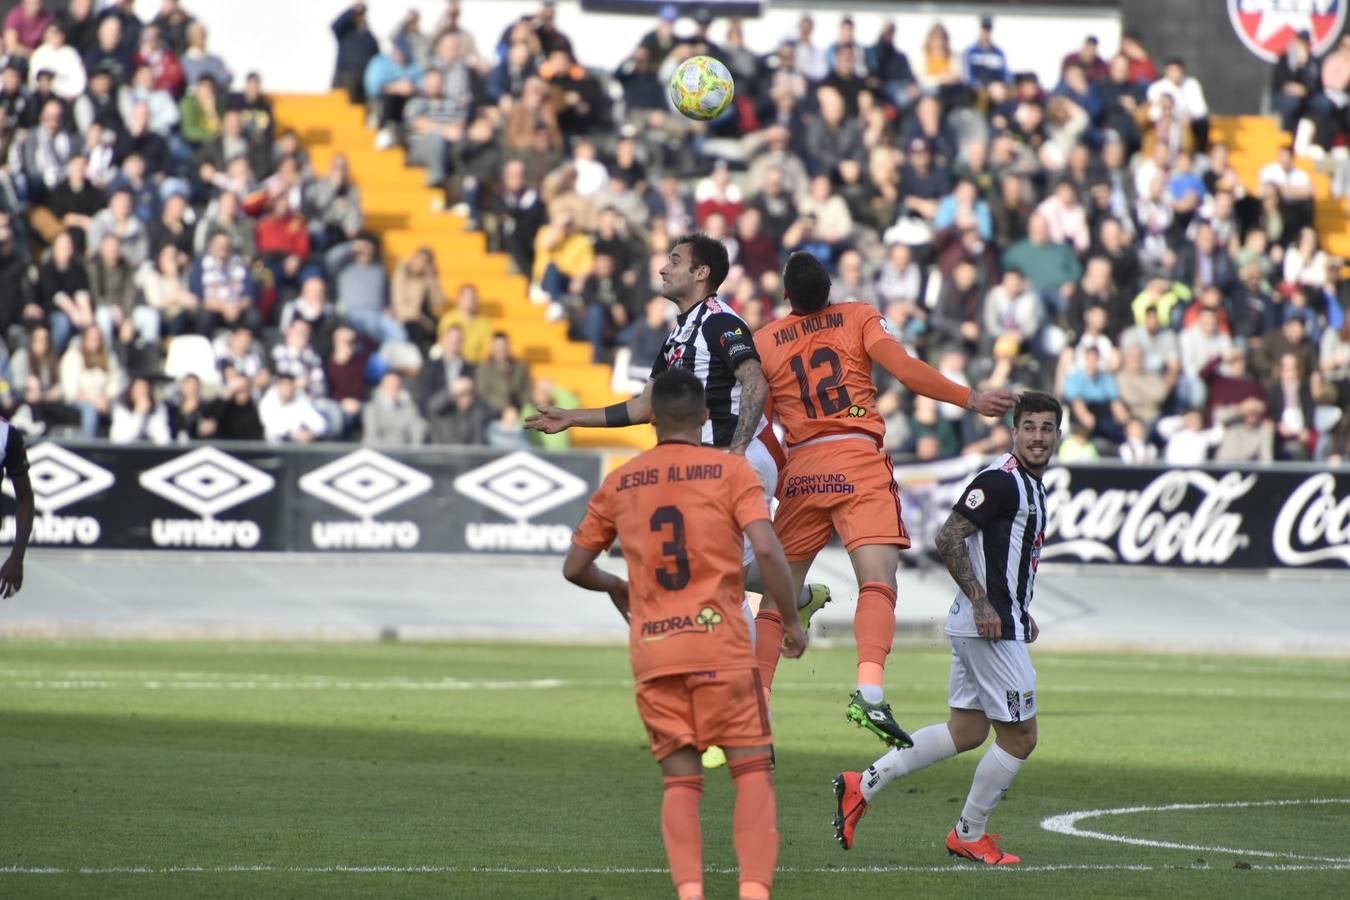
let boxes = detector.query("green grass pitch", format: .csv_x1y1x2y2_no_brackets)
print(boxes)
1,640,1347,899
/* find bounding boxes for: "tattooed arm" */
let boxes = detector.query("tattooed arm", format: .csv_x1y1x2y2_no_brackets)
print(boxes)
728,358,768,455
935,510,1002,640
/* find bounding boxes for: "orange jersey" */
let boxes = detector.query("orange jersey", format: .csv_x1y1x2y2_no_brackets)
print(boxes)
572,441,770,681
755,302,972,448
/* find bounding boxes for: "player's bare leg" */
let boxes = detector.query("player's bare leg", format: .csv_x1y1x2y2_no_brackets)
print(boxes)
659,747,706,899
947,717,1036,865
724,745,779,900
842,543,912,748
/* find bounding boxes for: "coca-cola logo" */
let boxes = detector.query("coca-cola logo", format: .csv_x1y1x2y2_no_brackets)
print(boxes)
1042,468,1255,565
1272,474,1350,566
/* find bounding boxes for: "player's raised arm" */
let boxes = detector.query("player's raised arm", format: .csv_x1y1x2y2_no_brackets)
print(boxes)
864,326,1014,419
525,380,654,434
0,431,32,599
745,519,807,658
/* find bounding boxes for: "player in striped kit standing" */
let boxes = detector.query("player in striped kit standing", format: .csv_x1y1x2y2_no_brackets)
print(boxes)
831,391,1061,865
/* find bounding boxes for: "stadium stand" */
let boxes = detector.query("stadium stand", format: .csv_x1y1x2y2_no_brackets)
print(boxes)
0,1,1347,464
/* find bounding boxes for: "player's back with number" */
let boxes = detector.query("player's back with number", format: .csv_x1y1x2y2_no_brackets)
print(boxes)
755,302,889,448
574,442,768,678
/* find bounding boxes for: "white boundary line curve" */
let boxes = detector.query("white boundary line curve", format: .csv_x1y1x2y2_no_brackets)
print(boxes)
3,863,1350,876
1041,798,1350,862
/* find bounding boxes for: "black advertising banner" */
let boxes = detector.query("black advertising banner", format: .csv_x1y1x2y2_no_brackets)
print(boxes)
4,439,1344,568
2,442,603,555
890,459,1350,570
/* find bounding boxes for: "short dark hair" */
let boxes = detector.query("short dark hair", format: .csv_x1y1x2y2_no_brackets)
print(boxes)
1013,391,1063,428
783,251,832,314
650,367,705,432
674,233,730,294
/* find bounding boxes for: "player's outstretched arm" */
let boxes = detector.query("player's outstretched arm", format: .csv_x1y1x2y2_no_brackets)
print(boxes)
745,519,807,658
0,469,32,599
728,359,768,455
867,338,1014,418
935,511,1001,640
562,543,630,622
525,382,654,434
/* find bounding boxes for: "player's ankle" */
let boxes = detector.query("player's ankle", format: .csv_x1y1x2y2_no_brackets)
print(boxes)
857,683,884,704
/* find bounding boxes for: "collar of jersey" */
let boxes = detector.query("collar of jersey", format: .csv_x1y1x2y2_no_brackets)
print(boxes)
675,294,717,324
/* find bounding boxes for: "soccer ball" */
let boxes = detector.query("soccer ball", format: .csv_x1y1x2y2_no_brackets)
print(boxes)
669,55,735,121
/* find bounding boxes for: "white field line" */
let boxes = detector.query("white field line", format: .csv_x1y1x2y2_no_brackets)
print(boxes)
3,863,1350,876
3,673,1349,702
1041,799,1350,863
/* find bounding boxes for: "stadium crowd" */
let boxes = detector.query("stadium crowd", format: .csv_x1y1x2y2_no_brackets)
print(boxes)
1,0,1348,463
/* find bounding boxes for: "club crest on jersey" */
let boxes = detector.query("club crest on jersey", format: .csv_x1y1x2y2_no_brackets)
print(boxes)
1228,0,1346,62
965,488,986,509
846,405,867,418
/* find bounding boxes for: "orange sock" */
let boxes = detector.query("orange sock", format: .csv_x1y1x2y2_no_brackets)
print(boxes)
854,582,897,689
662,774,704,898
729,752,778,894
754,608,784,693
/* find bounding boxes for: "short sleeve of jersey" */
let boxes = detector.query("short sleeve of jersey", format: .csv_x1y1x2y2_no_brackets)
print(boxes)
700,312,759,373
858,306,898,354
952,470,1018,530
572,478,618,551
3,427,29,477
729,456,771,531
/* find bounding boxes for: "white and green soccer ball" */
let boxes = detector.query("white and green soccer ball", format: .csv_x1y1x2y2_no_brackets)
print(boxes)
669,55,735,121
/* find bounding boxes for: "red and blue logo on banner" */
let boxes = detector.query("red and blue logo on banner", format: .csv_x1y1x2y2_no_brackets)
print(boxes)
1228,0,1347,62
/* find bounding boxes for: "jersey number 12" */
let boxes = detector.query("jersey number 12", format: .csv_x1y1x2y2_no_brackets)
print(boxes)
789,347,852,418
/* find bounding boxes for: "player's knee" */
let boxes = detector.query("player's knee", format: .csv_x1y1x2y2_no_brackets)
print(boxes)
947,717,989,752
997,725,1037,759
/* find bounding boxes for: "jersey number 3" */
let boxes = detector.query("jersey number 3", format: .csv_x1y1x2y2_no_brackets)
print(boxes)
789,347,852,418
650,505,691,590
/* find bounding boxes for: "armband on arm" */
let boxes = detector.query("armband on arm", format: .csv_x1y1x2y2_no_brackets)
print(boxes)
604,402,633,427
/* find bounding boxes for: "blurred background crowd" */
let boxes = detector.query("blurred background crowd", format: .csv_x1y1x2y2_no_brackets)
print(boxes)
2,0,1348,464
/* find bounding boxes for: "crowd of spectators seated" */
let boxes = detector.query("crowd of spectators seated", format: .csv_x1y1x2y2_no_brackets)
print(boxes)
346,2,1349,461
1,0,1347,464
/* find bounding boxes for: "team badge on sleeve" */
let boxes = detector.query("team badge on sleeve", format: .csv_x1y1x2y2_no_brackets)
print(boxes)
965,488,986,510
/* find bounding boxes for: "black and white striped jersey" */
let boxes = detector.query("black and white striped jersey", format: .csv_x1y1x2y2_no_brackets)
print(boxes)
649,295,760,447
944,452,1047,642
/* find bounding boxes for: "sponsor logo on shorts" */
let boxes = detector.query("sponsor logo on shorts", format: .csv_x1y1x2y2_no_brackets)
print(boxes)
641,607,723,643
782,473,855,498
965,488,986,510
1005,689,1022,723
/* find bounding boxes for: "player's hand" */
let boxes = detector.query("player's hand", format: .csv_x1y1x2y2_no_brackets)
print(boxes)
524,406,573,434
781,623,808,659
972,596,1002,640
968,388,1016,418
0,554,23,599
607,580,630,623
1027,615,1039,644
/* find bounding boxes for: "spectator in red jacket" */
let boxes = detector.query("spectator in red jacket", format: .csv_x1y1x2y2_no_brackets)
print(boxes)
256,194,311,296
133,24,185,98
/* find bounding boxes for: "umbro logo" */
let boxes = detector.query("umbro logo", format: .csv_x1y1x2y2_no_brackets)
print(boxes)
139,446,274,518
453,451,587,521
299,449,432,519
3,443,113,512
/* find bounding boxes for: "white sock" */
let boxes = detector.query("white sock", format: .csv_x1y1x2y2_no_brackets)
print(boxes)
797,583,812,609
860,724,958,802
857,683,884,704
956,743,1025,842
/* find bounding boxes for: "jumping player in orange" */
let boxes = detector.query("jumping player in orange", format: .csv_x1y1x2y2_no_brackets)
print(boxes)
564,367,807,900
753,252,1013,748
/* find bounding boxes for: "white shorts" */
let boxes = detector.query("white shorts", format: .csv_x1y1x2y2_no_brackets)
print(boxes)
948,636,1038,723
742,436,780,568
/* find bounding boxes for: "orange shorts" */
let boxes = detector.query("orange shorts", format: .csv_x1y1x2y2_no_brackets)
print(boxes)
634,667,771,761
774,438,911,562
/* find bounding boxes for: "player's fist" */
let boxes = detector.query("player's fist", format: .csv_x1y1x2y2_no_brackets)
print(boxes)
0,554,23,599
781,623,808,659
524,406,573,434
1027,615,1039,644
968,388,1016,418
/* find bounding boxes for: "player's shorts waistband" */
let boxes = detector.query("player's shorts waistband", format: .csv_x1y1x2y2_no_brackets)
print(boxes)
787,432,881,454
